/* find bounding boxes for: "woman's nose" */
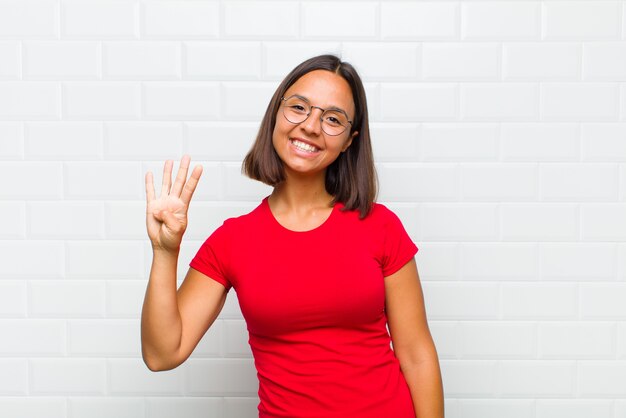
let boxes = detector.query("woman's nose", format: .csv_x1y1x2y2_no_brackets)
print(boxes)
300,107,323,135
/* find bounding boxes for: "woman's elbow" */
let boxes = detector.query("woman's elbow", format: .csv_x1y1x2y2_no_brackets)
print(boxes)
395,339,440,367
141,348,182,372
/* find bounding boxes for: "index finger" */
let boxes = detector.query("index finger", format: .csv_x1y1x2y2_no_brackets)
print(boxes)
180,164,203,206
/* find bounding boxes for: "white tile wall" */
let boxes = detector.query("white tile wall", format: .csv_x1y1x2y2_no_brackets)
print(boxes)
263,42,341,78
62,1,137,39
461,243,537,281
0,122,23,158
0,320,66,355
302,2,378,39
440,360,497,396
583,42,626,80
185,42,262,80
224,2,298,38
342,43,420,80
501,283,578,319
536,400,613,418
68,398,145,418
143,1,218,39
497,360,575,396
578,361,626,396
422,42,499,80
543,1,622,40
0,83,60,119
541,83,620,121
503,43,581,81
582,123,626,161
581,204,626,241
29,281,106,318
0,0,58,38
2,0,625,416
146,397,222,418
461,83,539,120
0,398,66,418
0,242,65,279
24,41,101,79
31,358,106,394
108,358,183,395
0,358,28,395
0,202,26,239
64,82,141,119
103,42,181,79
500,204,579,241
461,2,541,40
501,123,580,161
0,281,27,317
143,82,220,119
26,122,103,159
381,2,459,40
453,399,534,418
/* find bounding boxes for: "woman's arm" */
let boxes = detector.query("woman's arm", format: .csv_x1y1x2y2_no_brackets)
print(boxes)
141,156,227,371
385,258,444,418
142,260,227,371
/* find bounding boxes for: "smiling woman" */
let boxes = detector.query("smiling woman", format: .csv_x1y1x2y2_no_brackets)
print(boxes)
242,55,376,219
141,54,444,418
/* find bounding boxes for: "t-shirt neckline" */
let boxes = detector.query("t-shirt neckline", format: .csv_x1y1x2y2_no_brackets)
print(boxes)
263,196,339,234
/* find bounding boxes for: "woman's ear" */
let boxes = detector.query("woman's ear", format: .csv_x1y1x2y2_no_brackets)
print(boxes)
341,131,358,152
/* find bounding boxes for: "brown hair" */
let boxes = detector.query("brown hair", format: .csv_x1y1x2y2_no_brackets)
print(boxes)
242,54,377,219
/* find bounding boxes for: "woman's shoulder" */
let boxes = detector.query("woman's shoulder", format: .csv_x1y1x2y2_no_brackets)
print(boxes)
336,200,400,226
219,199,267,231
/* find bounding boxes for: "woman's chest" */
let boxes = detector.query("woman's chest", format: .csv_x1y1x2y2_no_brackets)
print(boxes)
230,232,385,336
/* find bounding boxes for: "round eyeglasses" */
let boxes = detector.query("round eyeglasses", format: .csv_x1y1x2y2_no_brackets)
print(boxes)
280,96,353,136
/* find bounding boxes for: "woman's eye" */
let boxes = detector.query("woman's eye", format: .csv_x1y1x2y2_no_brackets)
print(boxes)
290,105,307,112
325,116,341,126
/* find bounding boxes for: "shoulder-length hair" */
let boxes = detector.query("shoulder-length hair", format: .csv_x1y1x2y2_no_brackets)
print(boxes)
242,54,377,219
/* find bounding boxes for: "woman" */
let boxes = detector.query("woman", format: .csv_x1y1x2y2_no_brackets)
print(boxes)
141,55,444,418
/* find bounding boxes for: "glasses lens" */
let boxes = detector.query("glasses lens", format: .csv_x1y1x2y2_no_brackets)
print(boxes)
282,97,350,136
282,97,309,124
321,110,348,136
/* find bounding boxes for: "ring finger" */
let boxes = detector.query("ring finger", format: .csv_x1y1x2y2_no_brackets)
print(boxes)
159,160,173,197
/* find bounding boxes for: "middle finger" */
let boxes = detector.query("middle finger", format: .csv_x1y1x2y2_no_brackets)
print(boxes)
170,155,191,197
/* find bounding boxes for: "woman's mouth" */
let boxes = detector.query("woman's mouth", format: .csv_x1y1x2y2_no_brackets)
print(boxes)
290,139,320,154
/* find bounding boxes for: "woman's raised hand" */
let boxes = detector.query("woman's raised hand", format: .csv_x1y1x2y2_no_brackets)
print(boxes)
145,155,203,252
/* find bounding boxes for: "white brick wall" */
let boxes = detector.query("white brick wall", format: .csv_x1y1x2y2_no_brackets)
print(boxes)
2,1,625,417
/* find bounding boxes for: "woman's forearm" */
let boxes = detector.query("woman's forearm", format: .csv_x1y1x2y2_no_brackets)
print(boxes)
140,249,183,370
401,349,445,418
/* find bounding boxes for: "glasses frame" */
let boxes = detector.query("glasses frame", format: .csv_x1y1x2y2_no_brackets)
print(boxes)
280,96,353,136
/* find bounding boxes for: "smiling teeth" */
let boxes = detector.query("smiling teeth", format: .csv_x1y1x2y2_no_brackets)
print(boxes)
292,139,319,153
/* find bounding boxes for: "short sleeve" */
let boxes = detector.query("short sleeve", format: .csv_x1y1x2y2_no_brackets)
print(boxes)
380,208,418,277
189,222,233,291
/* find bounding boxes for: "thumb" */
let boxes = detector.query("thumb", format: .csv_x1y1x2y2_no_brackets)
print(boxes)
159,210,185,235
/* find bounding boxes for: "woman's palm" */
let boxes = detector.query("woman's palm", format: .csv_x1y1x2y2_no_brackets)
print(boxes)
145,156,203,252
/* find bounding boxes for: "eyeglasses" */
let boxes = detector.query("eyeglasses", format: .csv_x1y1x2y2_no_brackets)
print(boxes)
280,96,353,136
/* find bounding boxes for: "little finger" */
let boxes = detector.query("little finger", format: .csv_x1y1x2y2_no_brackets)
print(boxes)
145,171,156,204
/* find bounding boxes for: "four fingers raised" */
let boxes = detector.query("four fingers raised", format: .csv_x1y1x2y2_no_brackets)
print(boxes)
148,155,202,208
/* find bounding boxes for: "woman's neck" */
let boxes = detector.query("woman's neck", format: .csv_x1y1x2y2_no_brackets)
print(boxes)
269,170,333,211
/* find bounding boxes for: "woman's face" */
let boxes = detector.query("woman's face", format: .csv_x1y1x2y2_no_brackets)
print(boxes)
272,70,358,179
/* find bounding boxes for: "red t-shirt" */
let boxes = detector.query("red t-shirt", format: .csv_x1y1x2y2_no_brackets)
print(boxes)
190,197,418,418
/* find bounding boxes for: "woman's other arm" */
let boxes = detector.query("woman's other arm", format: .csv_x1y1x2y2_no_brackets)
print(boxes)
385,259,444,418
141,156,227,371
